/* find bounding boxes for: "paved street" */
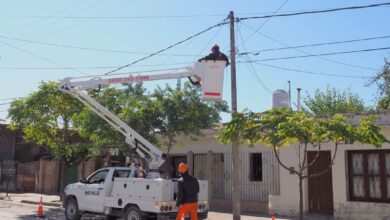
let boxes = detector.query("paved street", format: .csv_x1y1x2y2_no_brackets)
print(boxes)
0,200,283,220
0,200,334,220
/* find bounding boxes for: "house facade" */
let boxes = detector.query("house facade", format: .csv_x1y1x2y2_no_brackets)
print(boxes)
168,130,280,213
169,112,390,219
269,112,390,219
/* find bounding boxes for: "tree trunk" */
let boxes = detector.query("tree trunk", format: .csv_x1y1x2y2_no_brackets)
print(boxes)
299,175,304,220
59,158,67,201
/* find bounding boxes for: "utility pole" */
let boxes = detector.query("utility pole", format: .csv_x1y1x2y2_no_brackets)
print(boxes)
297,88,302,111
229,11,241,220
288,80,291,109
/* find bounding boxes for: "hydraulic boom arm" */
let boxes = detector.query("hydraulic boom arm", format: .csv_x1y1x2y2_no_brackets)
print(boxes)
59,61,226,178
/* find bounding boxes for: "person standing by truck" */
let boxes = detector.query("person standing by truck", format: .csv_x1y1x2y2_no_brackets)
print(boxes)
176,163,199,220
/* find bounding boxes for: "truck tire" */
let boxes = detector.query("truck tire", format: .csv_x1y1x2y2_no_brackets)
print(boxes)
124,206,143,220
64,198,81,220
105,215,118,220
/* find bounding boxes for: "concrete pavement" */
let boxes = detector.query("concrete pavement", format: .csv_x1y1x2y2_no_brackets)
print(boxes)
0,193,334,220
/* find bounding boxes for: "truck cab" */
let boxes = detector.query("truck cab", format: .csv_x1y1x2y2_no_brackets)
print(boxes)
64,167,209,220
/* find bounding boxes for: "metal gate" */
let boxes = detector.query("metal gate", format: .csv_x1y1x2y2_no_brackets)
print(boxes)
16,161,39,192
193,154,207,180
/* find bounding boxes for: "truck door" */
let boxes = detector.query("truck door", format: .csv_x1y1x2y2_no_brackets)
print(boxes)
80,169,109,212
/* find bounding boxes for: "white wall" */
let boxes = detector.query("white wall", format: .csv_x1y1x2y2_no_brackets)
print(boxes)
270,125,390,219
268,145,309,216
168,130,280,202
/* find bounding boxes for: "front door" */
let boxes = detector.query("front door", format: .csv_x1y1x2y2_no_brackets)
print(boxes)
80,169,109,212
307,151,334,215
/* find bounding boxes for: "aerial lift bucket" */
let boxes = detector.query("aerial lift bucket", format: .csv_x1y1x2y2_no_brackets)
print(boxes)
195,61,226,102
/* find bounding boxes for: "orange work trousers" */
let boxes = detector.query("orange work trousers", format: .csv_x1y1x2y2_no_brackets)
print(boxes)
176,202,198,220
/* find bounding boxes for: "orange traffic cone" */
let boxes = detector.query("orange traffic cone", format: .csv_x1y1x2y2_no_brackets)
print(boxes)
271,215,276,220
37,196,44,218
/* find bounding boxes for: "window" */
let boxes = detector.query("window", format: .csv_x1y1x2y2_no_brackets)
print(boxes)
348,150,390,202
171,156,187,178
87,170,109,184
250,153,262,181
112,170,130,181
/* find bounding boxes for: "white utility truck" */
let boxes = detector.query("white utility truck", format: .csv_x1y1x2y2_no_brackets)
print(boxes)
60,61,226,220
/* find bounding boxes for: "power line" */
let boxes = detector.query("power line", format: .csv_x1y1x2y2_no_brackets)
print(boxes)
253,62,371,79
2,2,389,20
237,2,390,21
0,98,21,101
0,35,199,57
0,61,193,70
0,102,10,106
240,23,381,71
240,0,289,46
0,40,88,76
247,46,390,62
239,35,390,55
233,0,289,94
4,0,90,36
0,14,227,19
237,23,272,93
103,19,229,75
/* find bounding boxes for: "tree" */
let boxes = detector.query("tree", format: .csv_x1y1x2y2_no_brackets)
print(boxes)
151,81,228,154
72,80,228,161
7,81,90,197
218,108,388,220
373,60,390,110
303,85,365,116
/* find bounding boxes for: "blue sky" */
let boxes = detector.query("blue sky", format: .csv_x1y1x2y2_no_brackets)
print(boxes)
0,0,389,122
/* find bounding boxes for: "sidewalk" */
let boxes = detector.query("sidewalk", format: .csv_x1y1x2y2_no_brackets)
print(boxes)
208,211,335,220
0,193,61,207
0,193,335,220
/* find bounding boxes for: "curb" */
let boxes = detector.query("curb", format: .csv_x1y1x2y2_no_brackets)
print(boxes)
20,200,61,207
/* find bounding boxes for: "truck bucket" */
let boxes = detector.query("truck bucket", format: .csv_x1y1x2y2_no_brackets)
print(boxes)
194,61,226,102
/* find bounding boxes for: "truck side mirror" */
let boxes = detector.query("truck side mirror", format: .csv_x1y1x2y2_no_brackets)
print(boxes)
80,177,86,184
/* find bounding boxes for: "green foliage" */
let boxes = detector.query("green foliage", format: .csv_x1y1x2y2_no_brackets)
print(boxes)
8,79,228,161
72,80,228,154
148,81,228,152
218,108,388,149
303,85,365,116
7,81,90,162
375,61,390,110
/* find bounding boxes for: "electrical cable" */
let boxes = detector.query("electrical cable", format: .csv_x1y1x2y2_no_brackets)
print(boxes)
103,19,229,75
240,23,381,71
237,2,390,21
234,0,290,93
252,62,371,79
0,61,194,70
0,35,199,57
237,23,272,94
3,2,388,20
196,25,223,60
0,98,17,101
4,0,91,36
0,40,89,76
246,46,390,62
239,0,289,46
239,35,390,55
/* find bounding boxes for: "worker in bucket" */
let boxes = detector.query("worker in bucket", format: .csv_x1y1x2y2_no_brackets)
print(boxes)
189,44,229,87
176,163,199,220
198,44,229,66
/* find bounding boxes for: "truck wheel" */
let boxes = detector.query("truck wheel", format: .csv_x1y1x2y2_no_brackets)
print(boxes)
64,198,81,220
105,215,118,220
124,206,143,220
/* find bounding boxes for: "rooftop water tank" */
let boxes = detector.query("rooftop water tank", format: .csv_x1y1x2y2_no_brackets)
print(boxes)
272,89,290,109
